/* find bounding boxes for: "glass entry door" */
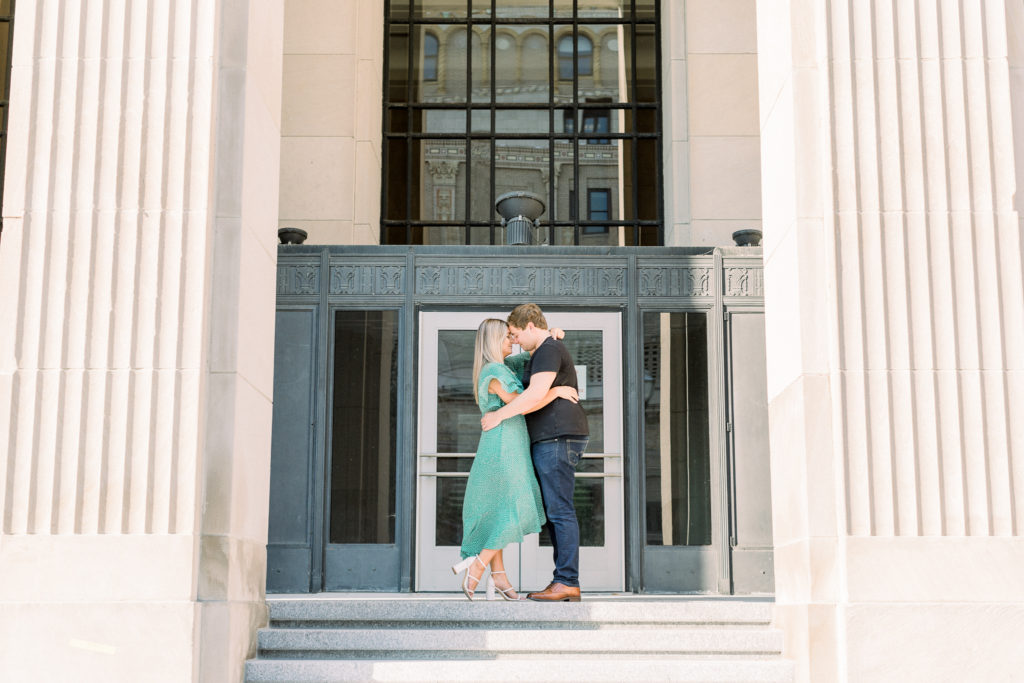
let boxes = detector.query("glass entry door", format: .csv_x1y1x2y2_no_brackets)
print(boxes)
416,312,623,592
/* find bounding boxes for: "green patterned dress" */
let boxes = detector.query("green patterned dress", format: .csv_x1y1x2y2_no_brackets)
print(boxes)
460,354,546,558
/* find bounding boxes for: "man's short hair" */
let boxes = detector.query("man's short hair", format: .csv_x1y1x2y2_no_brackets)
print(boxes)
508,303,548,330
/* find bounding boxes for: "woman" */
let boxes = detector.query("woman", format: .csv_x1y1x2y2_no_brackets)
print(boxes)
451,318,578,600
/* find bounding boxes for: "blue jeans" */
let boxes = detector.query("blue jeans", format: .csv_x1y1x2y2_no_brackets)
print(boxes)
531,436,589,588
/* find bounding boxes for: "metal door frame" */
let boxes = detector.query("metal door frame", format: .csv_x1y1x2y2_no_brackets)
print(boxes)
414,310,624,592
268,245,767,593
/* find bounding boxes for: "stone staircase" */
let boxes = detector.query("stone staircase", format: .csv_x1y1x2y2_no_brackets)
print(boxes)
245,596,794,682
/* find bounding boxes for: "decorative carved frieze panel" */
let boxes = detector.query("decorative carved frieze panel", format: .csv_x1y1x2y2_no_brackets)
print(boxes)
278,263,321,296
638,266,712,297
329,264,406,295
278,255,757,301
724,267,764,297
502,267,539,295
415,264,628,298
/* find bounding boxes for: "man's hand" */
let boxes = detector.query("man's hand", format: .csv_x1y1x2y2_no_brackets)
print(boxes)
554,386,579,403
481,411,502,431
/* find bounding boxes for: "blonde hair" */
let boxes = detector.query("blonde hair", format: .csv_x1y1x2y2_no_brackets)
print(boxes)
472,318,508,403
507,303,547,330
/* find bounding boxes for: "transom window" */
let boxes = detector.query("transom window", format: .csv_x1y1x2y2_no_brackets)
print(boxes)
383,0,661,246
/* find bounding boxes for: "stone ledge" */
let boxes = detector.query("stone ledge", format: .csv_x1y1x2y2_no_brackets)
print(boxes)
245,657,796,682
266,597,776,625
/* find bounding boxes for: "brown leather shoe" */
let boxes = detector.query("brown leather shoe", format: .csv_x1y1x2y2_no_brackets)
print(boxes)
526,582,581,602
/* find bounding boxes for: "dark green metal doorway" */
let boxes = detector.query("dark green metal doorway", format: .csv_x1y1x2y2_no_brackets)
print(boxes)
266,245,771,594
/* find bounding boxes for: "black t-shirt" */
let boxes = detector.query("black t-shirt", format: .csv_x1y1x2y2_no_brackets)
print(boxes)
522,337,590,443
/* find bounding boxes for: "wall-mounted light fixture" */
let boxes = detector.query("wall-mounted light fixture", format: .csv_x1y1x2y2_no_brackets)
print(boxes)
495,191,545,246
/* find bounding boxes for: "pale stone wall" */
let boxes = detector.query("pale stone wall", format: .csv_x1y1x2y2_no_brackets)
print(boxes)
663,0,762,247
757,0,1024,680
281,0,761,248
0,1,283,681
278,0,384,245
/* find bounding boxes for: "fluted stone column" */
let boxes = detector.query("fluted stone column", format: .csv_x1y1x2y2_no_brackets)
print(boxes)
758,0,1024,680
0,1,283,681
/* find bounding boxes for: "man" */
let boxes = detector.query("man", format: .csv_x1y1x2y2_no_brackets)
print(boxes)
480,303,589,602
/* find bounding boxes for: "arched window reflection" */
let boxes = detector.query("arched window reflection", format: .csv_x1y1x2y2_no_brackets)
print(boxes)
558,34,593,80
578,35,593,76
423,33,439,82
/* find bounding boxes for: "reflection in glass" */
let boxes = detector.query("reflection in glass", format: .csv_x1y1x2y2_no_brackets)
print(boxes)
423,32,439,80
412,0,468,19
496,26,549,104
558,331,603,452
496,109,549,134
390,0,411,20
471,109,491,133
411,26,448,102
469,139,492,222
579,0,638,19
470,223,494,244
577,34,594,75
417,139,467,231
580,25,629,104
384,1,660,245
329,311,399,544
388,25,410,103
436,330,479,452
471,0,492,18
637,138,659,221
442,28,471,102
386,108,409,135
557,34,575,80
552,142,576,245
384,139,408,220
643,312,711,546
635,0,657,20
599,31,622,88
496,0,537,18
436,477,468,546
577,138,624,246
584,188,611,240
635,24,657,103
578,107,616,139
437,457,475,473
495,138,550,213
419,226,470,246
417,109,466,134
636,108,656,134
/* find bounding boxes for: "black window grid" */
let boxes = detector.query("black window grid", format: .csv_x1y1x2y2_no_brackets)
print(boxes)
0,1,15,239
381,0,663,246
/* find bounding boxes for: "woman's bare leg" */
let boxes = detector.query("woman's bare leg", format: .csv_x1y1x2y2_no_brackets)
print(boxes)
489,549,505,574
466,547,499,595
488,549,518,598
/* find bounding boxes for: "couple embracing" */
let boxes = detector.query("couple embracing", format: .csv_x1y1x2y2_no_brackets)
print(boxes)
451,303,589,602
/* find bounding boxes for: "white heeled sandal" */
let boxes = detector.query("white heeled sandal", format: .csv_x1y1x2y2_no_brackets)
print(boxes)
451,555,487,600
486,570,521,601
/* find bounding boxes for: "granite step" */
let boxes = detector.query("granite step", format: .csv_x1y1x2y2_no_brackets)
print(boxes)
265,597,776,628
257,626,784,659
246,657,796,682
245,598,793,683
